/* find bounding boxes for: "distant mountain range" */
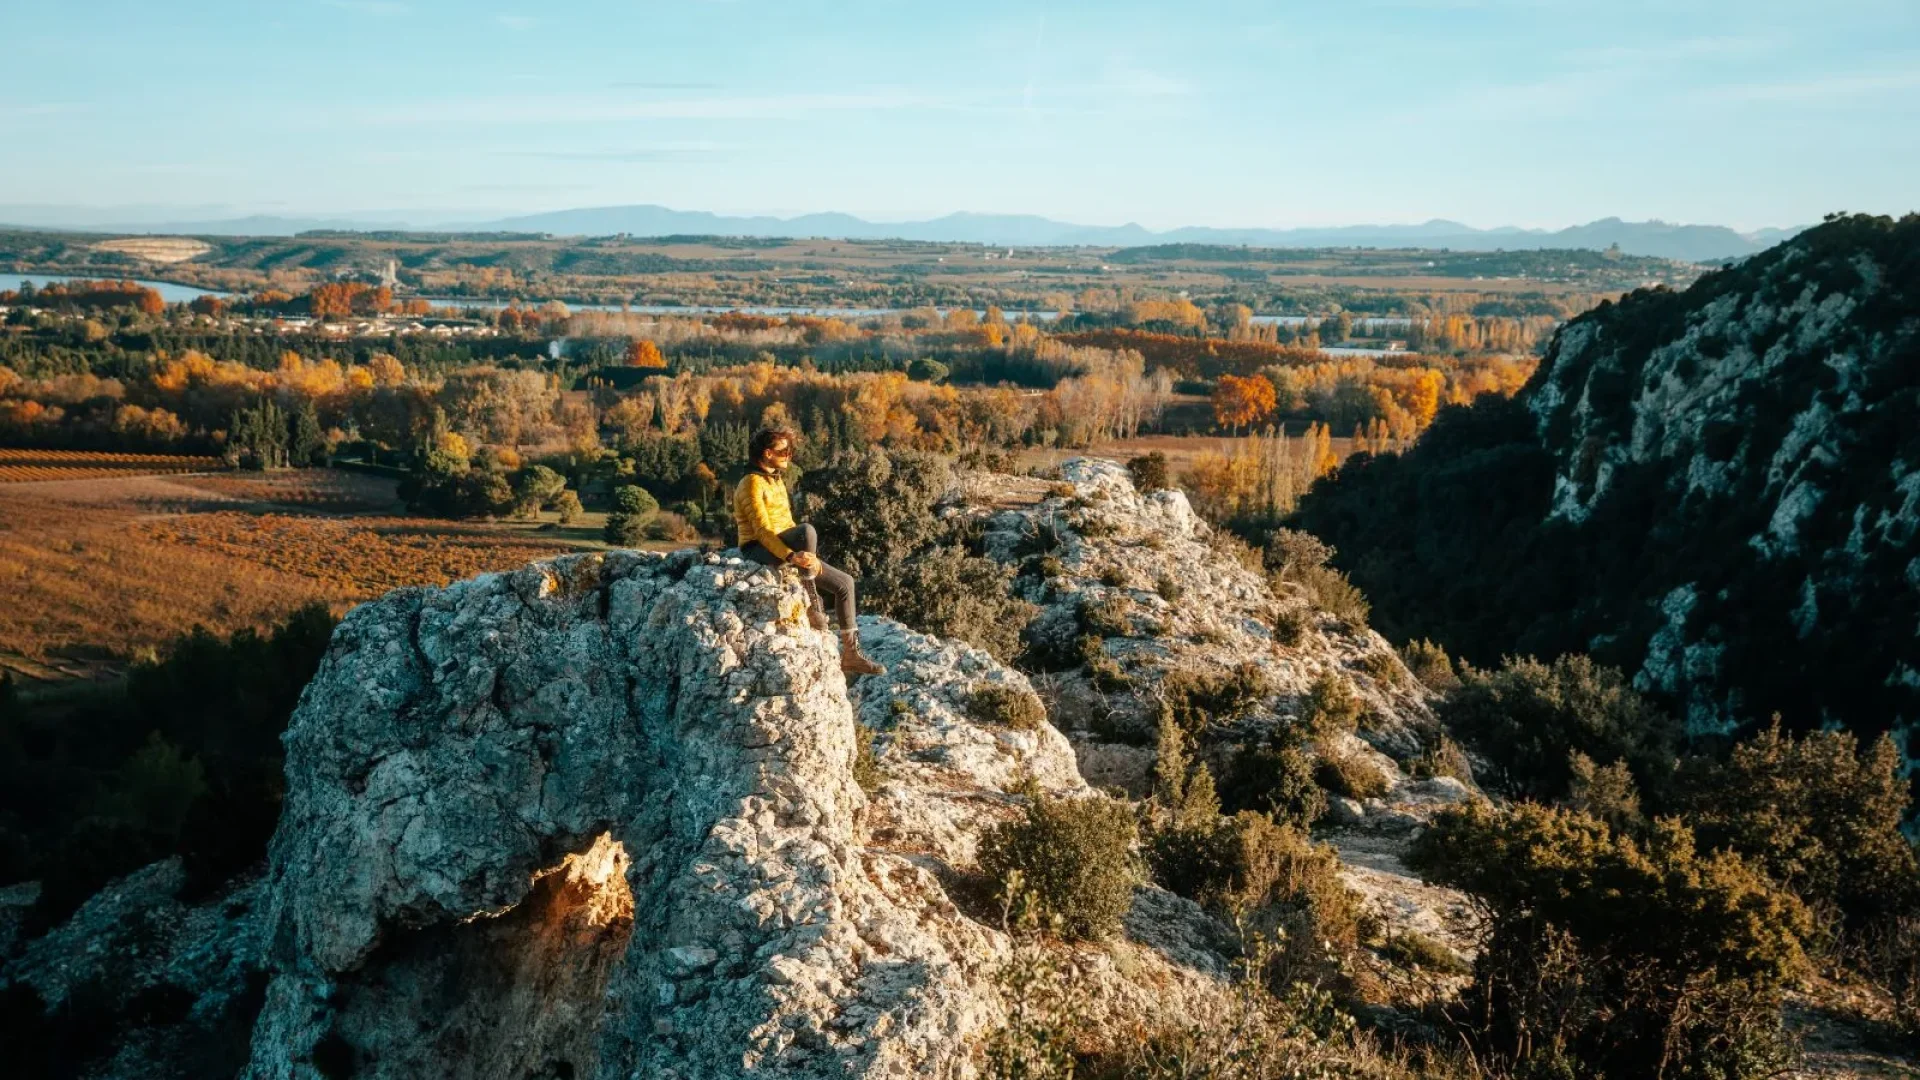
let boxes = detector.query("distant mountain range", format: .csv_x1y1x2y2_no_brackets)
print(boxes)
0,202,1809,262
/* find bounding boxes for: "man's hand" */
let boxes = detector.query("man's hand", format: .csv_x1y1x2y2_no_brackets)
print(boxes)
788,550,820,573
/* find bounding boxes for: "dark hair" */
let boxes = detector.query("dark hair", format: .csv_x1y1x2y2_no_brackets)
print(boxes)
750,426,798,467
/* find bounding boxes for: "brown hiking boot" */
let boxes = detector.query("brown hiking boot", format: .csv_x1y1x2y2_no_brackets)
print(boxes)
799,577,832,632
838,629,885,677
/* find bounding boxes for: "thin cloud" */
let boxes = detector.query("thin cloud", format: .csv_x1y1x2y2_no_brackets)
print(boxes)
495,144,734,163
0,102,88,118
363,90,948,127
495,14,535,30
1699,68,1920,103
608,81,725,91
320,0,410,15
1565,35,1777,67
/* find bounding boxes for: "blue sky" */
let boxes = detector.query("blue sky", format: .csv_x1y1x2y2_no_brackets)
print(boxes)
2,0,1915,230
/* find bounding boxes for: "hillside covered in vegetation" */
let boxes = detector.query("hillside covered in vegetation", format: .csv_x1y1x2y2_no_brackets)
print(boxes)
1294,213,1920,752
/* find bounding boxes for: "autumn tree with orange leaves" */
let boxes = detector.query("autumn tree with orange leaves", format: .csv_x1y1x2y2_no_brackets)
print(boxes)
627,339,667,368
1212,373,1276,434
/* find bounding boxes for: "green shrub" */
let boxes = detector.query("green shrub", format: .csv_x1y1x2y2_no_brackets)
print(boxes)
1159,662,1274,737
1299,672,1360,740
1268,603,1310,646
1296,564,1370,628
100,734,207,846
1263,528,1333,576
868,546,1038,663
1127,451,1171,492
1019,623,1105,674
1071,512,1117,539
794,447,953,578
1012,517,1065,560
1217,739,1325,827
968,684,1047,732
906,357,949,382
852,722,882,793
1399,638,1460,692
1381,931,1470,976
1409,734,1474,785
1087,655,1133,693
1677,719,1919,940
979,793,1141,942
1264,528,1371,628
1440,653,1678,802
1207,529,1266,576
1357,651,1398,685
603,484,659,545
1078,595,1134,638
1313,739,1391,801
1566,751,1643,832
1409,801,1811,1080
553,489,583,525
1148,810,1373,996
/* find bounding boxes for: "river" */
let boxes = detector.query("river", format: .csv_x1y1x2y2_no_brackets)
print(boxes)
0,272,222,304
0,273,1411,354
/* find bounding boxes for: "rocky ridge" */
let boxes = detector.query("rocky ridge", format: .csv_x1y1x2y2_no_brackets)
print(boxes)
1528,216,1920,741
5,460,1482,1078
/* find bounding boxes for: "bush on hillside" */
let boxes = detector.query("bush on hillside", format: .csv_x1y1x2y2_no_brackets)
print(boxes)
1263,528,1370,628
1,604,337,925
1217,738,1325,827
968,683,1047,731
1439,653,1678,803
1409,801,1811,1079
1399,638,1460,692
979,792,1140,942
1158,662,1274,737
1298,672,1360,740
794,447,953,578
1567,750,1644,832
603,484,659,545
1312,739,1391,801
867,546,1037,663
1147,810,1373,995
1126,451,1171,492
1676,720,1919,943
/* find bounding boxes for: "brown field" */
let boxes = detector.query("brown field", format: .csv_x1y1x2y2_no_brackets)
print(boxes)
89,236,212,264
0,469,625,683
0,449,225,484
1015,431,1361,478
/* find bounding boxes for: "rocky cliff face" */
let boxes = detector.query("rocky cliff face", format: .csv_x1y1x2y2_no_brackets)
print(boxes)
6,461,1479,1078
1296,214,1920,757
1525,215,1919,740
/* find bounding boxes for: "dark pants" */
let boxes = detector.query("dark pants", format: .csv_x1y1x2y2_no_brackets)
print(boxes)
742,523,857,630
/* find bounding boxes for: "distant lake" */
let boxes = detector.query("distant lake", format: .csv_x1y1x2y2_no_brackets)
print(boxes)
0,272,222,304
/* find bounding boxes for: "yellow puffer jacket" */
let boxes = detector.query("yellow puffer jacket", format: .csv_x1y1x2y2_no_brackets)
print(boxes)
734,469,798,558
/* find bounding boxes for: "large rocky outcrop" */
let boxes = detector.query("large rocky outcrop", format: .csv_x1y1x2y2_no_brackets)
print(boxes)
6,459,1486,1078
237,549,1085,1079
5,545,1251,1079
957,458,1442,796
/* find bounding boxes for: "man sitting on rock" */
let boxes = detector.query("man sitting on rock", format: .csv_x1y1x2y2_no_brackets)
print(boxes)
734,426,885,676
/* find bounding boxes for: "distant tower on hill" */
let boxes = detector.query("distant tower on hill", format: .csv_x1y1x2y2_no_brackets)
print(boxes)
379,259,400,289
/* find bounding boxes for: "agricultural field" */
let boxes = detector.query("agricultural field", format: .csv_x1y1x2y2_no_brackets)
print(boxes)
0,468,641,683
0,449,224,484
1015,431,1360,480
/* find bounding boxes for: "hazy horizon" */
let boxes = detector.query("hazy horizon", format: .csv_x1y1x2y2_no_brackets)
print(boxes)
3,1,1916,232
